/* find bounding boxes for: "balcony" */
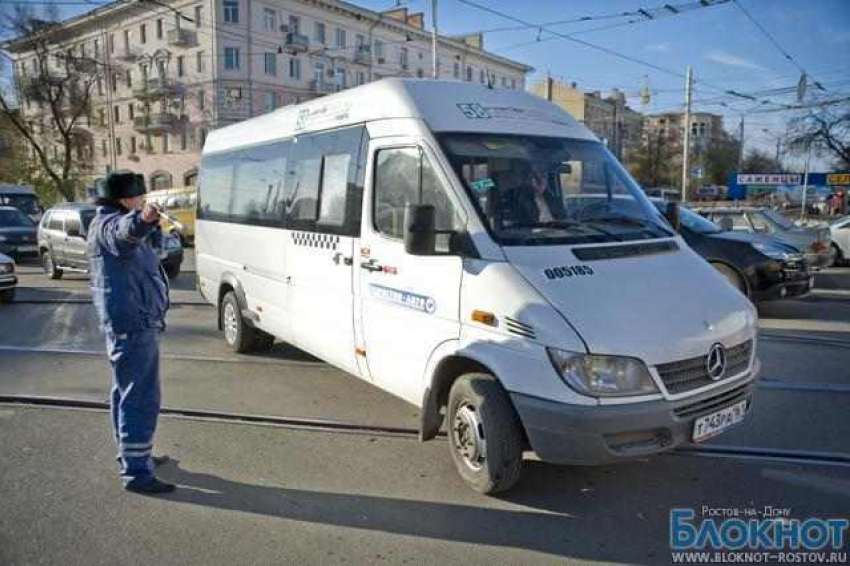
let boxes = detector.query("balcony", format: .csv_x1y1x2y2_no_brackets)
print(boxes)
353,45,371,64
284,32,309,53
310,80,340,94
167,28,197,47
132,77,184,100
117,47,140,62
133,112,178,133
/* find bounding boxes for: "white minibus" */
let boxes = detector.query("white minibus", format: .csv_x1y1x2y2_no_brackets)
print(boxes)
196,79,759,493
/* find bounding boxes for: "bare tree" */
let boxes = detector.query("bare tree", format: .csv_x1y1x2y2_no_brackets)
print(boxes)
0,3,100,201
786,98,850,170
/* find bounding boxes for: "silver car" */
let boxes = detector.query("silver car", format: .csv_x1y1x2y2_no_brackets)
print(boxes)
693,206,831,268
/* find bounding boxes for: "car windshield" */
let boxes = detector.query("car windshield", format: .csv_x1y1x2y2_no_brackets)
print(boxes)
0,194,40,215
80,210,96,231
439,134,672,245
0,208,35,227
761,209,795,230
654,202,722,234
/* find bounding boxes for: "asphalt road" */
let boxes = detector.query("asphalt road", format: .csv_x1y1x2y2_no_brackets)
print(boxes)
1,253,849,565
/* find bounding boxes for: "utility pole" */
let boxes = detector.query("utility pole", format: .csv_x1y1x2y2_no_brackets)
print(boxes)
545,71,553,101
801,140,812,222
737,115,745,171
680,65,693,203
431,0,438,79
101,27,117,172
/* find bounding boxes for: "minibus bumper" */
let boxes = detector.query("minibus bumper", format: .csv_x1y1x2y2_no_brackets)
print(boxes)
510,376,757,466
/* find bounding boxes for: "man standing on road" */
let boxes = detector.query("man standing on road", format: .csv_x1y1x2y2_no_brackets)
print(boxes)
88,171,174,494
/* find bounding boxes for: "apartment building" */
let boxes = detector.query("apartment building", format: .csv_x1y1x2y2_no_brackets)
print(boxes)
4,1,532,192
530,78,643,160
643,111,724,154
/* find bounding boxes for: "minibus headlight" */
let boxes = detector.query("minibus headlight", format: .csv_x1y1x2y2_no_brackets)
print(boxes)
547,348,659,397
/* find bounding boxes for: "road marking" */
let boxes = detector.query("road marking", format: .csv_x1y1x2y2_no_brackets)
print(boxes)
758,319,850,334
0,344,322,367
673,445,850,468
759,378,850,394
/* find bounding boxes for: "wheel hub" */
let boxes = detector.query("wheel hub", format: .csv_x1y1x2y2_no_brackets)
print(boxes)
223,303,238,345
453,403,486,471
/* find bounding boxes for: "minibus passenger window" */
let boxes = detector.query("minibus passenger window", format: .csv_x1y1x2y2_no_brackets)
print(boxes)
318,153,350,226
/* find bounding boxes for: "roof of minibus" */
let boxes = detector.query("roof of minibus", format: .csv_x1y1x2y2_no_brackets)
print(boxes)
203,79,598,154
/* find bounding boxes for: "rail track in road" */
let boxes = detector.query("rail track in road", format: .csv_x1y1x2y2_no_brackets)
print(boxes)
2,395,849,469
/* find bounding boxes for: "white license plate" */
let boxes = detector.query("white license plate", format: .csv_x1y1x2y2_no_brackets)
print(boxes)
692,400,748,443
18,245,37,252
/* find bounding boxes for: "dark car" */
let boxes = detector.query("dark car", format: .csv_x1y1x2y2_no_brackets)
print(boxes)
0,206,39,261
37,203,183,279
0,252,16,303
655,201,812,302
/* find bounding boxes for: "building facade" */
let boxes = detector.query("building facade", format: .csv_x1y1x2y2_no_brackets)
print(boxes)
643,111,724,154
529,79,643,161
4,1,532,193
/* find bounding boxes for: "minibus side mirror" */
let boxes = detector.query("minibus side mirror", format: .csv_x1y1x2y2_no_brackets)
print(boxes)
664,201,681,232
404,204,437,256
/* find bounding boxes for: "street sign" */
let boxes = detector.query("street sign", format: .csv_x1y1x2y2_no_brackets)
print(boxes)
693,167,704,179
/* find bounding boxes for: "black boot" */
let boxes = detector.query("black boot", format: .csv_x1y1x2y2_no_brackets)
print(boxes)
124,477,176,494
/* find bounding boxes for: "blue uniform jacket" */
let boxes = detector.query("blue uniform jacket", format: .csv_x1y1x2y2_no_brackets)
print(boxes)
88,205,170,333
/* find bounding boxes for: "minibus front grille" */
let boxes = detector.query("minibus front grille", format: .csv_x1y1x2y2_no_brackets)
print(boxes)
673,383,751,420
571,240,679,261
656,340,753,395
505,317,536,339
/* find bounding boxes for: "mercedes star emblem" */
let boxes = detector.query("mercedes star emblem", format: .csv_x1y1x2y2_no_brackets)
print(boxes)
706,343,726,381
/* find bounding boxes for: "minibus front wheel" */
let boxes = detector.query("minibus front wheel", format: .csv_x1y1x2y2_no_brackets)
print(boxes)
448,374,524,494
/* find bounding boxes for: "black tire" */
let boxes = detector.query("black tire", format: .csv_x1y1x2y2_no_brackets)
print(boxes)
221,291,259,353
42,251,63,280
712,262,747,297
164,264,181,280
829,243,843,267
447,373,524,494
0,289,14,303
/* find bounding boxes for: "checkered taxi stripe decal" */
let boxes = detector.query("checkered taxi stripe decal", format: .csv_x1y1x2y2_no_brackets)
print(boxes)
291,231,340,251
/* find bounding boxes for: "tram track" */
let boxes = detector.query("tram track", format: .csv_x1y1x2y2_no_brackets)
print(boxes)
2,395,848,469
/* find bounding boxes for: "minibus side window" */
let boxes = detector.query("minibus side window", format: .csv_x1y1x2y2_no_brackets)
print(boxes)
231,141,290,226
374,147,461,252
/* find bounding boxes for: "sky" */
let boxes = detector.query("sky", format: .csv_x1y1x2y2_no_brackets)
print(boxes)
4,0,850,170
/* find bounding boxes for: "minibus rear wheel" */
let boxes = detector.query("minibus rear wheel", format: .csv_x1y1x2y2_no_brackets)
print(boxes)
447,374,524,494
221,291,260,353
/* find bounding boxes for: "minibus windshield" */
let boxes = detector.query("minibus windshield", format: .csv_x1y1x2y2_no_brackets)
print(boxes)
439,134,673,245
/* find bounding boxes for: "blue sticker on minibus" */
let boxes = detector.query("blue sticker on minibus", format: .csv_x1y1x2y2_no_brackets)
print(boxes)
470,178,495,192
369,284,436,314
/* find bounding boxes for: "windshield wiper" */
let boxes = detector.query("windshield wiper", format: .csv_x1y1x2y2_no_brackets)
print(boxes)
583,215,673,237
511,220,624,241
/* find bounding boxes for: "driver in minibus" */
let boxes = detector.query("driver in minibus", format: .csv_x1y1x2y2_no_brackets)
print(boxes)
512,163,566,225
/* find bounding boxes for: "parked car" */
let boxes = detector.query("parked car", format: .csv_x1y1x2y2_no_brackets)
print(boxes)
692,206,831,268
145,186,197,246
0,205,39,261
0,184,42,223
829,215,850,266
654,201,811,301
38,203,184,279
696,185,726,201
0,252,16,303
644,187,681,201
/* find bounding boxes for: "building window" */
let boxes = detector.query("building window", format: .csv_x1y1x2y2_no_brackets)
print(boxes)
288,15,300,34
264,91,276,112
198,90,206,110
97,77,104,96
465,66,472,82
264,52,276,76
196,51,204,73
356,71,365,85
224,47,240,70
511,78,516,89
263,7,276,31
223,0,239,23
111,73,118,92
315,22,326,44
416,68,424,78
108,34,115,54
479,69,485,84
181,129,188,150
80,43,87,58
400,47,408,69
94,38,100,58
125,69,132,88
128,103,134,120
114,105,120,124
500,76,506,87
289,57,301,80
156,19,163,39
194,6,202,27
115,137,122,156
163,134,169,153
102,139,107,157
130,136,137,153
177,56,185,77
335,28,346,49
374,39,383,60
356,33,365,48
335,66,346,87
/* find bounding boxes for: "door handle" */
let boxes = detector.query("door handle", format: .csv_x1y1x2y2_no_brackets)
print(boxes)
360,259,383,272
332,252,353,266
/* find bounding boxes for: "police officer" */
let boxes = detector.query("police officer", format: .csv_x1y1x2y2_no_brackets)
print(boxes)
88,171,174,494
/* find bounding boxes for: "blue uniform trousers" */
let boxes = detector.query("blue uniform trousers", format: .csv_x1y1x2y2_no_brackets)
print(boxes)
105,326,162,486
